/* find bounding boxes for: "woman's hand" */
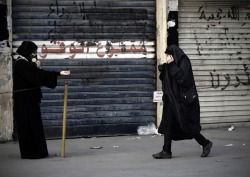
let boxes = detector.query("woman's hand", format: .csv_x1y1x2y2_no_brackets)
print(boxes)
166,54,174,64
60,71,70,76
35,60,41,68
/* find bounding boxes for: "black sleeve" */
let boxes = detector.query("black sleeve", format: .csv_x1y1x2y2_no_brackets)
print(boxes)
168,57,190,85
15,60,60,89
40,70,60,89
158,63,167,81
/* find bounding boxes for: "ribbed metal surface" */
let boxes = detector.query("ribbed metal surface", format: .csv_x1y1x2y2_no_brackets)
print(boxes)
12,0,155,41
12,0,156,138
179,0,250,126
40,59,156,137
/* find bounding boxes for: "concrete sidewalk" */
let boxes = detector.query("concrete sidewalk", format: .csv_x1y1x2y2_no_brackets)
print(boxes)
0,127,249,177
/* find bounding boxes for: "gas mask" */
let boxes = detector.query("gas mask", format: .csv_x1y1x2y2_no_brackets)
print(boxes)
30,54,40,68
30,54,37,63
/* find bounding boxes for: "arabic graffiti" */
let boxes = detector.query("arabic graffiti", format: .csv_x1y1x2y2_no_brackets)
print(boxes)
96,41,146,58
69,43,89,59
210,65,250,90
245,12,250,20
196,4,250,90
45,0,148,41
210,71,220,89
40,41,66,59
38,41,147,59
199,5,240,21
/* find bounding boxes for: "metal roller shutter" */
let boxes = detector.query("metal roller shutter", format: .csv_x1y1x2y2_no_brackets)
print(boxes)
12,0,156,138
179,0,250,127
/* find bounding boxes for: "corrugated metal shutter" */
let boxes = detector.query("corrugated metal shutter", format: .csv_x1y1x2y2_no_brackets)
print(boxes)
12,0,156,138
179,0,250,127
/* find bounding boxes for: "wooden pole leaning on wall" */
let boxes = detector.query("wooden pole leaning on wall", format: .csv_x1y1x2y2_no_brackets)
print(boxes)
61,81,68,158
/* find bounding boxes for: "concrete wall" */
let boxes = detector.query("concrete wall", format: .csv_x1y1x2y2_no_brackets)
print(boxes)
0,0,13,142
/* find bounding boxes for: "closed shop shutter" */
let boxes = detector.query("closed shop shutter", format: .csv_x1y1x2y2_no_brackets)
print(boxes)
179,0,250,127
12,0,156,138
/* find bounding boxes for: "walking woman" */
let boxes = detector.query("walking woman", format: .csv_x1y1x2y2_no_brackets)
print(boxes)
153,44,213,159
13,41,70,159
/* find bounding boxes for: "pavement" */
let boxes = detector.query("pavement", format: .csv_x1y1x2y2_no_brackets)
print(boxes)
0,127,249,177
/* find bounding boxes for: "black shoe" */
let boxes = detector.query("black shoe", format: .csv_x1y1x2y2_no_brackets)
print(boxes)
152,151,172,159
201,141,213,157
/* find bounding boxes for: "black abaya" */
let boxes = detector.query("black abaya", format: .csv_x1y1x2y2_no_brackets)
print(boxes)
13,58,59,159
157,45,210,153
14,98,48,159
158,45,201,139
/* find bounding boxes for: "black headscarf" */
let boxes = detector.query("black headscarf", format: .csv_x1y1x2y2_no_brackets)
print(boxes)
165,44,186,65
16,41,38,62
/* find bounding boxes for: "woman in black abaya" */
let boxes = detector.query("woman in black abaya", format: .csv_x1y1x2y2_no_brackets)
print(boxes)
13,41,70,159
153,45,213,159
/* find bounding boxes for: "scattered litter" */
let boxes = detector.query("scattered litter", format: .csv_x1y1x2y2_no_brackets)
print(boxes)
228,126,235,131
90,146,103,149
216,160,221,162
243,144,245,146
137,123,160,135
224,144,233,146
113,146,119,148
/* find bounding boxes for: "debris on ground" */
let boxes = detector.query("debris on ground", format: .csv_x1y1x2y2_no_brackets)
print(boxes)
228,125,235,131
137,123,160,135
90,146,103,149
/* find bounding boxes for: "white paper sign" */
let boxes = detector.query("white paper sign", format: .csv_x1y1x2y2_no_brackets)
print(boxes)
153,91,163,102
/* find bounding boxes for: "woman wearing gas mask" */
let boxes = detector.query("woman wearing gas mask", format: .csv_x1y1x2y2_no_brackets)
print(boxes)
13,41,70,159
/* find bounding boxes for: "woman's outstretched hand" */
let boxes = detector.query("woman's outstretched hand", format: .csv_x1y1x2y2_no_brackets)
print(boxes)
60,71,70,76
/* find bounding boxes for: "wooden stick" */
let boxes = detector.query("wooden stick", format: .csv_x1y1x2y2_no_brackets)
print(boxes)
61,81,68,158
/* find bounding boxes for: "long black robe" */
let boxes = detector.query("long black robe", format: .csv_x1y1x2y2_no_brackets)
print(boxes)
13,57,59,159
158,45,201,140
